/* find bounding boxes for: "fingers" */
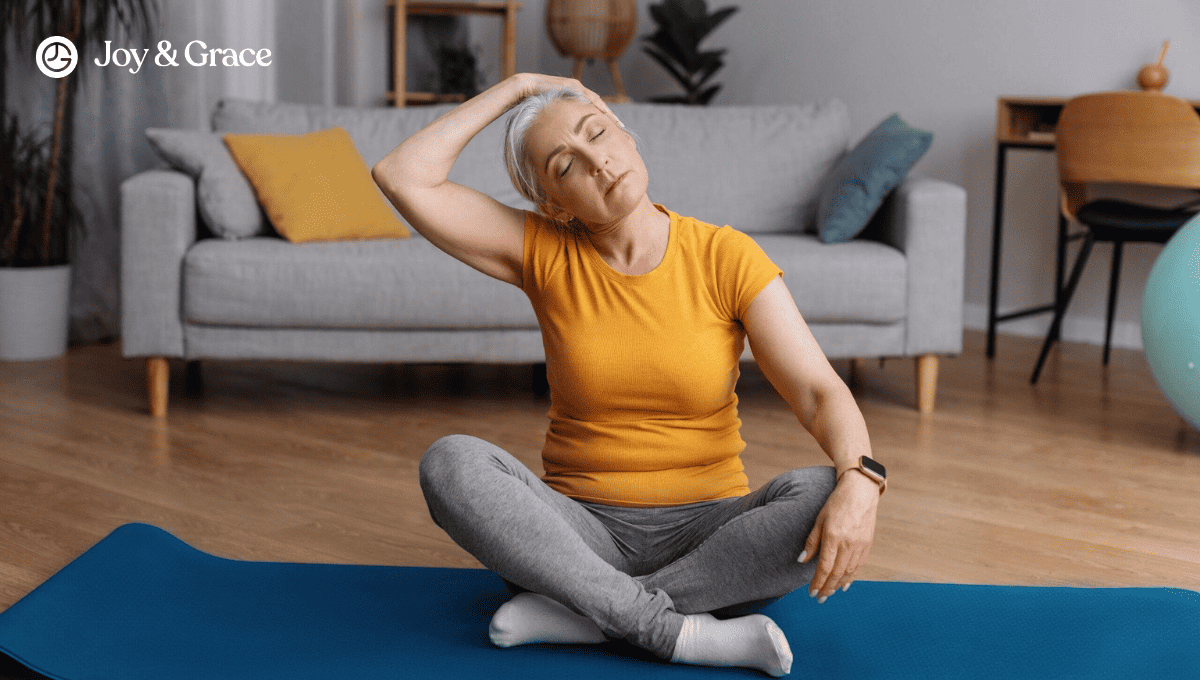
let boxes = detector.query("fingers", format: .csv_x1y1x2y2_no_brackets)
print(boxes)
832,545,864,594
579,87,620,125
797,512,824,564
804,527,870,601
810,543,852,602
517,73,622,126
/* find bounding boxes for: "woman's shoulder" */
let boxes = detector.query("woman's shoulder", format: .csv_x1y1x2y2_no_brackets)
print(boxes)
660,205,750,251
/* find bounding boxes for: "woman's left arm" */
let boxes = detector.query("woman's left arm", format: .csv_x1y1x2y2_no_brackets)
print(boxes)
741,275,882,601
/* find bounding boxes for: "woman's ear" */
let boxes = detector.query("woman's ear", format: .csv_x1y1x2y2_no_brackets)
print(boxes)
539,202,572,225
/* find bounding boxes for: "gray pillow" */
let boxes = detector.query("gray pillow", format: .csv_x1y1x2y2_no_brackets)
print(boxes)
144,128,268,239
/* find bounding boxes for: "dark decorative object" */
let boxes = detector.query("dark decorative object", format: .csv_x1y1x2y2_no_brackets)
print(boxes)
545,0,638,102
435,44,481,99
1,0,158,267
642,0,737,105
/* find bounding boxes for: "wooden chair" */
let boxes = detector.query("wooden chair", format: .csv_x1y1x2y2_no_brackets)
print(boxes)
1030,91,1200,383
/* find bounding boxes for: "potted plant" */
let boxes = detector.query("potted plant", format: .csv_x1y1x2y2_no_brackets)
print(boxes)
642,0,737,105
0,0,157,361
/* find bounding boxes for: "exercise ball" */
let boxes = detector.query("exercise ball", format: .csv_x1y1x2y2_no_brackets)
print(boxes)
1141,214,1200,429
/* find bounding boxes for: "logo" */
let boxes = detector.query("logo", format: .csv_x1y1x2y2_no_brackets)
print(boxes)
37,36,78,78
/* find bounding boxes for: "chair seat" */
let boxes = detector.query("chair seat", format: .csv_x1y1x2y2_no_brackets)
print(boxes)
1076,199,1197,242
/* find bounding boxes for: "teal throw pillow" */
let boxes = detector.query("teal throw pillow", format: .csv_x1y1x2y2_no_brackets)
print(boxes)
817,114,932,244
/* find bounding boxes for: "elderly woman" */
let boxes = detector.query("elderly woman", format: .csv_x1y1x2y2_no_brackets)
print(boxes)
372,73,884,677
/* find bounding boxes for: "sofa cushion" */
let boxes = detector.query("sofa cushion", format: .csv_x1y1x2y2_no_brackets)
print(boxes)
223,127,411,243
211,99,536,228
817,113,932,244
183,238,539,330
752,234,907,323
211,97,850,235
144,128,269,239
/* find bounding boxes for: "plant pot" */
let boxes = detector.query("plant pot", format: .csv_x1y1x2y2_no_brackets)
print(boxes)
0,264,71,361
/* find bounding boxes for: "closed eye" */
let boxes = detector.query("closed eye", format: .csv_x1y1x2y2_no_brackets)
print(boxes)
557,129,606,177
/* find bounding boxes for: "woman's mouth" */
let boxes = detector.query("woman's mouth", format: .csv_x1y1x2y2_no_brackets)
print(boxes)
606,172,627,195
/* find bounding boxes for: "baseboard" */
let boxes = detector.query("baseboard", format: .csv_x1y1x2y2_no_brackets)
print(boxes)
963,303,1144,351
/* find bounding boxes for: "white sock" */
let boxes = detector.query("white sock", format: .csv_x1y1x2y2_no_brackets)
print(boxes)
670,612,793,677
488,592,608,647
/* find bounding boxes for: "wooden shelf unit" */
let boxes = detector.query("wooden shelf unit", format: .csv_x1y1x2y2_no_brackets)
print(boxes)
387,0,521,107
996,95,1200,147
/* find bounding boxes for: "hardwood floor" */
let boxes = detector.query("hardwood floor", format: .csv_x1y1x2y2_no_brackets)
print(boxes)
1,330,1198,617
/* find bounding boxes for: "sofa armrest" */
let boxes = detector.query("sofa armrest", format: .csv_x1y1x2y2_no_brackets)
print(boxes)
120,169,198,358
870,177,968,356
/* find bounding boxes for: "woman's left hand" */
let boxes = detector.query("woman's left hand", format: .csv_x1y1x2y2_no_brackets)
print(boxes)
798,469,880,601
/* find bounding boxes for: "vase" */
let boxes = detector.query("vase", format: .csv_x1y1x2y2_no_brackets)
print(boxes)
0,264,71,361
545,0,638,102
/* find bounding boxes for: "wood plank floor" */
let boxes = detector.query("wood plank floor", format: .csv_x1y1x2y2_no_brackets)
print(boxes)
1,330,1198,618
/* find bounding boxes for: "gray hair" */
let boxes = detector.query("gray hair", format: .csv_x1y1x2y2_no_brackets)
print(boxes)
503,86,642,235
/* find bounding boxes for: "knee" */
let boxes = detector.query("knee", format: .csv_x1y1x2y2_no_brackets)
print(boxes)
769,466,837,503
418,434,487,499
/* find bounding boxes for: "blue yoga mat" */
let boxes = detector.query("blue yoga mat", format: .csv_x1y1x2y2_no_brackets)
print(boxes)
0,523,1197,679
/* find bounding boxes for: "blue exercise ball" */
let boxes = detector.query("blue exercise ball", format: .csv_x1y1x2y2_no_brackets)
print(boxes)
1141,214,1200,430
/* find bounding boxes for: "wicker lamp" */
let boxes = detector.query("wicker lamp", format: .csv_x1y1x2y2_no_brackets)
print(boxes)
545,0,637,102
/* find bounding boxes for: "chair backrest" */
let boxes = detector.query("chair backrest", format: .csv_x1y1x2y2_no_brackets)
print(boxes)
1056,91,1200,217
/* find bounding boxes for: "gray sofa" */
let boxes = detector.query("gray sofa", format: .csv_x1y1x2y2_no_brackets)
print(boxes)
121,97,966,417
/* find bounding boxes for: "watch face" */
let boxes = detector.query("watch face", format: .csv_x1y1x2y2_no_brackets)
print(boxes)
861,456,886,479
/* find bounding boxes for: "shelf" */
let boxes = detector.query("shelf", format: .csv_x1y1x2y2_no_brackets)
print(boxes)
385,91,468,105
997,95,1200,146
388,0,521,107
400,1,517,16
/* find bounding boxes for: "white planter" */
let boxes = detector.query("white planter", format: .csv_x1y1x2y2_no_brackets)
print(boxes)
0,264,71,361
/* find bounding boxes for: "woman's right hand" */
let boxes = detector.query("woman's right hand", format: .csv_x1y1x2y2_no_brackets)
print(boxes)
509,73,622,127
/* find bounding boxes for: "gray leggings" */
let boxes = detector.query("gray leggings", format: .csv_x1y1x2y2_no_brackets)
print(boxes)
418,434,836,659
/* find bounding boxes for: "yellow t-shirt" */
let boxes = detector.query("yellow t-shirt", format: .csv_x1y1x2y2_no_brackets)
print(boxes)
520,204,784,507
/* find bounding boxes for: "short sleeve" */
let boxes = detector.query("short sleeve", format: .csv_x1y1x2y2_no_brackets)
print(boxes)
714,227,784,321
521,211,566,300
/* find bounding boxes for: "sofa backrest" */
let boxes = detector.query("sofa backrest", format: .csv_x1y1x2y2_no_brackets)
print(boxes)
611,100,850,234
212,97,850,234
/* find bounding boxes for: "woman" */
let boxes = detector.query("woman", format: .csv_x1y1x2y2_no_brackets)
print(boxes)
372,73,883,677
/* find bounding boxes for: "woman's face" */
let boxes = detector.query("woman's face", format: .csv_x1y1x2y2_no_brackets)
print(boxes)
525,99,648,229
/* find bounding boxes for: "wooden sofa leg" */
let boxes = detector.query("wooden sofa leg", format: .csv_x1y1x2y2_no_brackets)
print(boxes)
915,355,939,414
147,357,169,418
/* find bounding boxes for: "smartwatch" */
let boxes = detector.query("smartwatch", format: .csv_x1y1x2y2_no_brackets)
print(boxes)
838,455,887,495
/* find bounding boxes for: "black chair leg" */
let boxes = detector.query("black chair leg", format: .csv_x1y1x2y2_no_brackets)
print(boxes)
1032,231,1095,384
185,360,203,395
1103,241,1124,366
531,362,549,398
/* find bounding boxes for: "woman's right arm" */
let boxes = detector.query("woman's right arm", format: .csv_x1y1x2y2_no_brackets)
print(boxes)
371,73,614,288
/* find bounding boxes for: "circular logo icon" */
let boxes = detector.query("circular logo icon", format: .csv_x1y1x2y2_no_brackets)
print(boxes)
37,36,78,78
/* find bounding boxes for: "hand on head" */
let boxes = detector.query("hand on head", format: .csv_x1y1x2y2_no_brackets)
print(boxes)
515,73,623,129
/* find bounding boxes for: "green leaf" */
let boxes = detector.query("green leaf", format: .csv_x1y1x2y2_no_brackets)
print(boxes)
642,45,692,92
677,0,707,22
643,29,691,73
648,94,692,104
696,83,722,105
656,1,700,56
694,50,725,74
699,7,738,42
694,55,724,89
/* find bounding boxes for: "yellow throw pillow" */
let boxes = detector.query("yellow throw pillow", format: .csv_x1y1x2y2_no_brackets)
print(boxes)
223,126,410,243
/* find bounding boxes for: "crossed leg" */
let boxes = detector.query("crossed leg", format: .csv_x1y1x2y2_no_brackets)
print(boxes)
418,434,834,676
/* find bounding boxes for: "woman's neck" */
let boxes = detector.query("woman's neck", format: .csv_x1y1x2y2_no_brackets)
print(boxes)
585,198,671,275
